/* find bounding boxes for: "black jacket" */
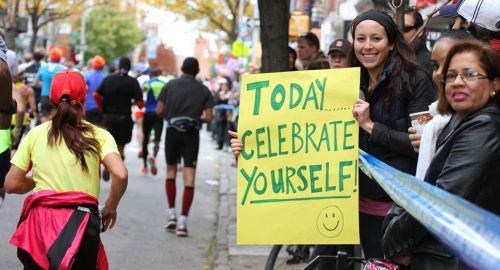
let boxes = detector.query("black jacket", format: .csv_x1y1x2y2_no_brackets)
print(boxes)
359,57,435,201
382,103,500,269
415,38,432,78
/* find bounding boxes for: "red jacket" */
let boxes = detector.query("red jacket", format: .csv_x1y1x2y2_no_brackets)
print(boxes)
10,190,108,270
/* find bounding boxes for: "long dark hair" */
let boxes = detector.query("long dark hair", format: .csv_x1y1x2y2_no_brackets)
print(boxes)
48,99,100,172
349,10,420,107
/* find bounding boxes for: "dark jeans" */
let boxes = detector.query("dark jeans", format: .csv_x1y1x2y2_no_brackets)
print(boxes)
360,212,385,259
214,119,228,149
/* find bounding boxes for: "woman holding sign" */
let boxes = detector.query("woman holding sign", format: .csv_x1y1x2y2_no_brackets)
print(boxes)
349,10,435,259
230,9,435,260
383,40,500,269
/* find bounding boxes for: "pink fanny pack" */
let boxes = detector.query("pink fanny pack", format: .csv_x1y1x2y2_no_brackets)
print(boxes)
363,259,400,270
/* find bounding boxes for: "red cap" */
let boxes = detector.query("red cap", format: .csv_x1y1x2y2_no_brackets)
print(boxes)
49,47,63,62
50,69,87,107
92,55,106,70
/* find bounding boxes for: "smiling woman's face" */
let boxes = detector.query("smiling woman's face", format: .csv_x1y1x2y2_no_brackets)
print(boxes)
353,20,394,74
445,52,494,118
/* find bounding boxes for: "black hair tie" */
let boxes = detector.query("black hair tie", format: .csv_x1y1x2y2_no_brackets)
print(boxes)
60,94,70,102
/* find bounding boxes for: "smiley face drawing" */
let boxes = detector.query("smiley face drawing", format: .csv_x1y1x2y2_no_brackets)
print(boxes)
317,205,344,238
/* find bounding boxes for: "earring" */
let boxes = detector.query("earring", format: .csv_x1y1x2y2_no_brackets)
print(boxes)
491,91,498,98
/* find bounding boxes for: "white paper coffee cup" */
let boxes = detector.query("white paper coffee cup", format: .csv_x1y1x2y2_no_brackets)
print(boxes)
410,111,432,134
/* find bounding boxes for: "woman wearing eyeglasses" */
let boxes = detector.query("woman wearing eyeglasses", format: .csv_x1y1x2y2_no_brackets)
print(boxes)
4,70,128,269
409,30,475,179
382,40,500,269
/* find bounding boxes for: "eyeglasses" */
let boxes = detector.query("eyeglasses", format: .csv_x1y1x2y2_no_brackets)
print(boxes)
402,25,416,33
441,70,488,83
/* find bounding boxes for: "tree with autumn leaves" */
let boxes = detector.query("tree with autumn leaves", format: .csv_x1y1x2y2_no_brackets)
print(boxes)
166,0,288,72
0,0,161,52
0,0,289,72
164,0,253,44
1,0,86,52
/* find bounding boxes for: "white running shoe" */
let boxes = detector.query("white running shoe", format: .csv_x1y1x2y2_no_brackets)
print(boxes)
165,208,177,231
176,215,188,237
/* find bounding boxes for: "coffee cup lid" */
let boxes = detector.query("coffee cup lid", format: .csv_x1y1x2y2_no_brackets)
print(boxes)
409,111,430,116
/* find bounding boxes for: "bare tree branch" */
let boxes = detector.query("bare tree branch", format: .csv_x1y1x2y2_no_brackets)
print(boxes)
35,0,87,29
37,12,71,28
411,0,452,43
223,0,237,19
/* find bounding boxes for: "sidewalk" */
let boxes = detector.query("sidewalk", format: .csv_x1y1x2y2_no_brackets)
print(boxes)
214,149,271,269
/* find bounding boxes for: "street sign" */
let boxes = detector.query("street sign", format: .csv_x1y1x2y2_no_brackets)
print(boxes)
289,12,310,38
75,44,88,50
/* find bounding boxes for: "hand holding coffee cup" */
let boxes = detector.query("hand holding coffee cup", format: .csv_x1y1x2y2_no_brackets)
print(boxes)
408,127,421,152
410,111,433,134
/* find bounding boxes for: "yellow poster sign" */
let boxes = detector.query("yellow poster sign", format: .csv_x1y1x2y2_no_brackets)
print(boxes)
237,68,360,244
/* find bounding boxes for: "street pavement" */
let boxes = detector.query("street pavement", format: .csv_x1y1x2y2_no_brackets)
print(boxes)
213,134,270,270
0,127,270,269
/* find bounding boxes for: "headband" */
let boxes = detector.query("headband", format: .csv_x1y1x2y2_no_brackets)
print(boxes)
351,10,396,40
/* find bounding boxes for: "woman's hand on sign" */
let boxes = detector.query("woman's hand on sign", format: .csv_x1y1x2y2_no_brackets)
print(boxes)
228,130,243,159
353,99,374,134
408,127,421,153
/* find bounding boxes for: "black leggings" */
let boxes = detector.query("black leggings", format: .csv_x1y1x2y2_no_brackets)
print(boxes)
142,112,164,167
359,212,385,259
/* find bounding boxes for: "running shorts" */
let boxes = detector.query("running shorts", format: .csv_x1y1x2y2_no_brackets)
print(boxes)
84,109,103,126
103,114,133,145
165,127,199,168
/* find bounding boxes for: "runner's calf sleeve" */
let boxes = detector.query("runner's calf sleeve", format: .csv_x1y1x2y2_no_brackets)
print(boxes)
181,186,195,216
165,178,176,208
